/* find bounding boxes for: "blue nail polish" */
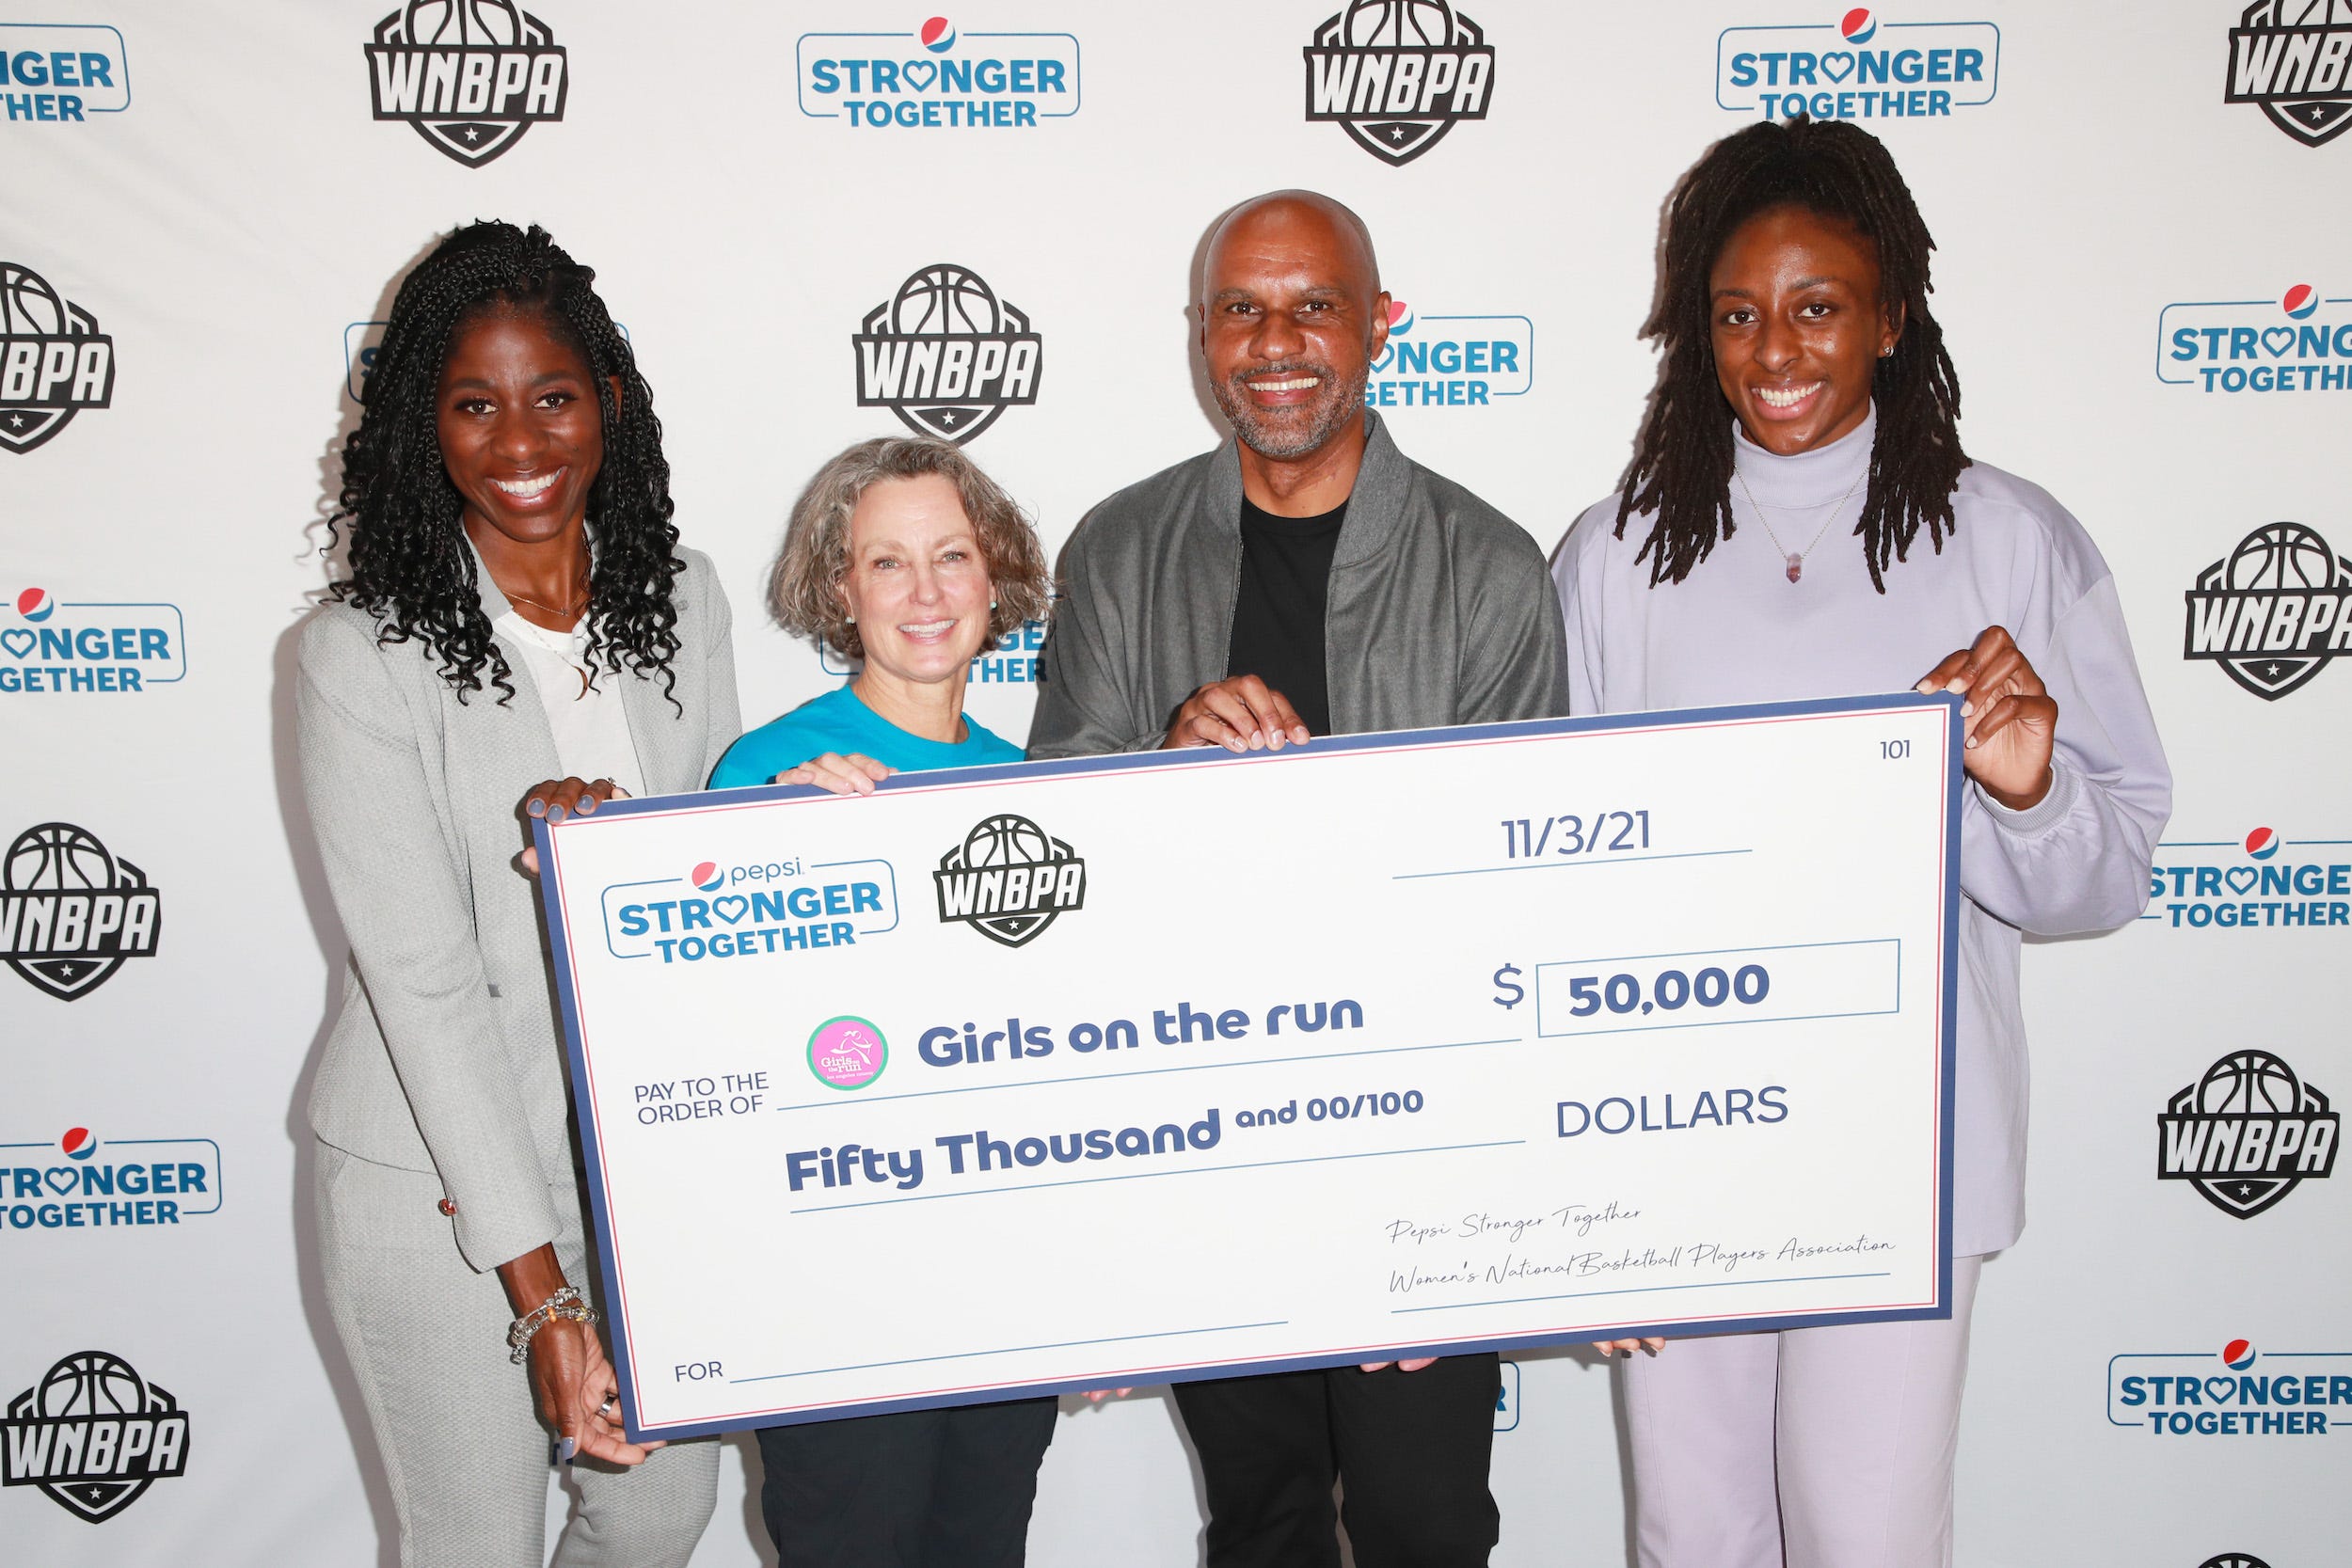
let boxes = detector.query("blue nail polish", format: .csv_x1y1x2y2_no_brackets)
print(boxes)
559,1436,578,1465
527,800,546,817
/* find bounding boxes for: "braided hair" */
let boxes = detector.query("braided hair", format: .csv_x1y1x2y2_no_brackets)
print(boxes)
1614,117,1967,593
329,221,682,704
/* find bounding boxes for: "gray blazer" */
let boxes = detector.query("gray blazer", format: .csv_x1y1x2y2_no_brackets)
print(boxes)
1029,412,1568,757
296,548,739,1272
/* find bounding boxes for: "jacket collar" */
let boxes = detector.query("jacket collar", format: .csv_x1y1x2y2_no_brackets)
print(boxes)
1205,409,1410,569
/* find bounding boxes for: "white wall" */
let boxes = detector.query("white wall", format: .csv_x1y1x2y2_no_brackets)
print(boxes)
6,4,2346,1564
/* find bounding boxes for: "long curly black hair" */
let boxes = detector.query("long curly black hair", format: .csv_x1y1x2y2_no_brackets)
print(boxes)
329,221,682,704
1614,117,1968,593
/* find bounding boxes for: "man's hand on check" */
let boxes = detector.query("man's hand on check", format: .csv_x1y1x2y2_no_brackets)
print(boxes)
1163,675,1311,753
1591,1338,1666,1357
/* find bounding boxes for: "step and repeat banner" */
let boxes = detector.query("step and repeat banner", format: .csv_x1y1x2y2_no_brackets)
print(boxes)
5,4,2347,1565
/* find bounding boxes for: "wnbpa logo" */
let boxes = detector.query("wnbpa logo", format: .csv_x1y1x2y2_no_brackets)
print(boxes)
2182,523,2352,700
2157,1050,2338,1218
852,264,1043,444
0,261,113,455
933,815,1085,948
0,1351,189,1523
1304,1,1496,166
2226,1,2352,148
0,823,162,1001
366,1,568,166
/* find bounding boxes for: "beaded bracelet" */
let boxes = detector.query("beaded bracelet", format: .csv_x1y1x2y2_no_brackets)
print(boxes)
507,1285,597,1364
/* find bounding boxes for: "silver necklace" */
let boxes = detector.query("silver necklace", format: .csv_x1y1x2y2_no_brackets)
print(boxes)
1734,465,1865,584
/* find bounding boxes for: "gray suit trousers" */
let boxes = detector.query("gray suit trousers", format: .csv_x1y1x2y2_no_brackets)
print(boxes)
317,1141,719,1568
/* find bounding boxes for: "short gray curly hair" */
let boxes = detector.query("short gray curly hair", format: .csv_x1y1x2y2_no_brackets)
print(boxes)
766,436,1052,661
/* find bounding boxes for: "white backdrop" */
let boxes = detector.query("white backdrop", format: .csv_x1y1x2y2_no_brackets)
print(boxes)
5,4,2348,1566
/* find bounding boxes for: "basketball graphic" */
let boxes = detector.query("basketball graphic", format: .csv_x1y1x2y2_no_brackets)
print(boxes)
853,263,1043,444
402,0,527,46
1,1350,190,1522
2194,1050,2304,1117
1305,1,1495,166
1341,0,1459,47
0,262,69,337
2222,522,2337,592
933,814,1088,947
962,814,1054,871
1,822,164,1001
889,263,1005,338
366,2,568,167
7,822,117,895
2196,1555,2273,1568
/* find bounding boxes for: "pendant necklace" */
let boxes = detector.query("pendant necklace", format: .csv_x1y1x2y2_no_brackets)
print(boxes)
1734,464,1865,584
501,575,595,696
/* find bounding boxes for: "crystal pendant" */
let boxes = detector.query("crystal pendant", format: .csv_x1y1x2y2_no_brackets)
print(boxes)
1786,553,1804,584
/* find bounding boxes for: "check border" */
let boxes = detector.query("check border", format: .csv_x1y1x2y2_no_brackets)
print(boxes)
535,691,1963,1440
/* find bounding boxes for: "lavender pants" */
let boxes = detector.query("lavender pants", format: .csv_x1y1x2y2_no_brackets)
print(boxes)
1623,1255,1984,1568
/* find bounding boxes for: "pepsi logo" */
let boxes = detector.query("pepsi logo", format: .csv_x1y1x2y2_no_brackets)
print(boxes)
1839,8,1877,44
2283,283,2318,320
691,861,723,892
1387,299,1415,335
60,1126,94,1161
2244,827,2280,860
2223,1338,2257,1370
15,587,54,622
920,16,956,52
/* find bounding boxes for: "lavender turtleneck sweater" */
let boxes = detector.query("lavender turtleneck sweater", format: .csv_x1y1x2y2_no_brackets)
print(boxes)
1552,409,2170,1257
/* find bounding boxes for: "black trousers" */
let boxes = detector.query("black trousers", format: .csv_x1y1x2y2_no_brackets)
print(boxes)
1171,1357,1502,1568
755,1396,1057,1568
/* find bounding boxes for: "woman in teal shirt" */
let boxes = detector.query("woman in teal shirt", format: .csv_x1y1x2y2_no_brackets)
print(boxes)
711,436,1057,1568
711,436,1049,792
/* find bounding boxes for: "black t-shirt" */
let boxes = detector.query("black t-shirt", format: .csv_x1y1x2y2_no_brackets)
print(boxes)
1226,496,1346,737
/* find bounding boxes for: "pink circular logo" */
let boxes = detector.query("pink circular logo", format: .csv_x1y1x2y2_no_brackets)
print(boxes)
807,1017,887,1090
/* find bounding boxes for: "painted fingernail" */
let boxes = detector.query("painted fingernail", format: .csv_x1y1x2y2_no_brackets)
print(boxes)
577,798,596,814
547,804,566,822
527,799,546,817
559,1436,579,1465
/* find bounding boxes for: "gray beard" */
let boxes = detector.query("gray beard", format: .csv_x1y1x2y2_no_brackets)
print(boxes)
1211,360,1369,461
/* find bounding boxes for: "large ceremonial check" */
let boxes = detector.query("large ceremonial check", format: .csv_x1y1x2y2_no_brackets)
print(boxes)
533,692,1962,1439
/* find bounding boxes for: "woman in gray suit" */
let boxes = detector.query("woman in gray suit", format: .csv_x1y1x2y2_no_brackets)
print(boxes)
297,222,737,1566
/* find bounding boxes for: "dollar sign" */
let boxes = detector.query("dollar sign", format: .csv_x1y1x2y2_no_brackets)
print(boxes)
1492,962,1524,1009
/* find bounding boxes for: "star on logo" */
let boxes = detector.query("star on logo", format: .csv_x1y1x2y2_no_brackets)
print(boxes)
1390,125,1406,142
462,126,481,142
2265,662,2283,677
5,413,24,429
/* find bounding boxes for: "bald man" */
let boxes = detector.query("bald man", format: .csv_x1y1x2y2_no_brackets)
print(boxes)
1030,193,1565,1566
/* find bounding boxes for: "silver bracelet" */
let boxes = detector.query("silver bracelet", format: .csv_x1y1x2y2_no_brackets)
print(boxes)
507,1284,597,1364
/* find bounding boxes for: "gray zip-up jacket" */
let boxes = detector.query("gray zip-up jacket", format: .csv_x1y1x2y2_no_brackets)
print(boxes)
1030,413,1568,757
